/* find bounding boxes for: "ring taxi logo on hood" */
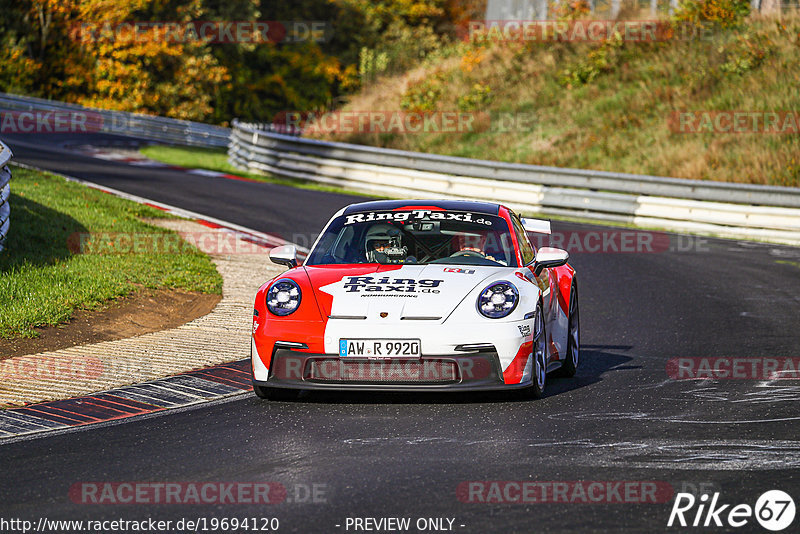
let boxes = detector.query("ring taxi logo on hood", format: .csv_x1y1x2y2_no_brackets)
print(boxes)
343,210,493,226
343,276,443,294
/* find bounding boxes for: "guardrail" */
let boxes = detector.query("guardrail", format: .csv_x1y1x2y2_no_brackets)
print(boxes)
0,141,12,252
0,92,229,147
230,120,800,245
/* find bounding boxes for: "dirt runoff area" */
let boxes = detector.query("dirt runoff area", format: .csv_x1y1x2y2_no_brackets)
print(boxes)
0,289,221,360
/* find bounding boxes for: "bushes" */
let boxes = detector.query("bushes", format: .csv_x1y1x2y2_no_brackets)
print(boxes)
552,0,592,21
362,21,444,80
359,47,390,82
559,34,626,87
673,0,751,29
719,32,776,75
457,83,492,111
400,73,445,112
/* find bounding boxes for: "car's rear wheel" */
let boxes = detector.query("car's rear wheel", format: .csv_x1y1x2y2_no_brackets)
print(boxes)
521,304,547,399
253,384,302,401
556,282,579,378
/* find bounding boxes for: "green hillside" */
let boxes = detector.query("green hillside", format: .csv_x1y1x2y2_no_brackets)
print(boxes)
311,10,800,186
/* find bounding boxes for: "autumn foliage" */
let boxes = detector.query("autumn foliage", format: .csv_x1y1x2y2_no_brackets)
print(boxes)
0,0,468,124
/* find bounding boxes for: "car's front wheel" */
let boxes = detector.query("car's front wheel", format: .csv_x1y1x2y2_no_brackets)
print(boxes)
521,304,547,399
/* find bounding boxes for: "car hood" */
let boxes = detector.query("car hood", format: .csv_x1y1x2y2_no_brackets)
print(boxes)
306,264,503,322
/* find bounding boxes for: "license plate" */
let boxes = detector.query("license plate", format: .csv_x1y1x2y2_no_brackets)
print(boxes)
339,339,421,358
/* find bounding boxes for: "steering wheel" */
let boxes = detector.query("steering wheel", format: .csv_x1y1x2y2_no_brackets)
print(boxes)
449,249,486,259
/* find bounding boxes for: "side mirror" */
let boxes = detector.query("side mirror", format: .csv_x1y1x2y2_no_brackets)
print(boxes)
533,247,568,276
269,244,298,269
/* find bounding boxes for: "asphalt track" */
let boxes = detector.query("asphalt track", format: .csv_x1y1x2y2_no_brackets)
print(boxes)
1,133,800,533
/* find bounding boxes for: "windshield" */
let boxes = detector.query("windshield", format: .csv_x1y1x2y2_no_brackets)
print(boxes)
306,210,518,267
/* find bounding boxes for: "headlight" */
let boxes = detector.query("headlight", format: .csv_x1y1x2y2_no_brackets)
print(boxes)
266,279,301,316
477,281,519,319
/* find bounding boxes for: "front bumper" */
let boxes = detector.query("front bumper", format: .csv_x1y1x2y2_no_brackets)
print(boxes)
254,347,530,392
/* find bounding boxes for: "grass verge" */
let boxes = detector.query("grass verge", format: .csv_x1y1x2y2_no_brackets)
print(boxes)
139,144,378,198
0,166,222,339
139,145,237,175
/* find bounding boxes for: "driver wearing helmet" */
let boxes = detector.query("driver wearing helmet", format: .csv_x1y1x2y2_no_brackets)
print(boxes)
364,223,408,264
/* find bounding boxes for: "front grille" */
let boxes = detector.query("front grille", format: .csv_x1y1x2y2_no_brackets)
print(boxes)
306,359,459,384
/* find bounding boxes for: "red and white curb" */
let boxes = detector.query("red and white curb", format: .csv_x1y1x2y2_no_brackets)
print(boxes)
0,360,253,441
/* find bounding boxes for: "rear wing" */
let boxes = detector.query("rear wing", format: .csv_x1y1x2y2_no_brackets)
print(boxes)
521,218,551,235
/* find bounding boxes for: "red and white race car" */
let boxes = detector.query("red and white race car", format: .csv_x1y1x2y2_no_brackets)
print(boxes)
251,200,579,399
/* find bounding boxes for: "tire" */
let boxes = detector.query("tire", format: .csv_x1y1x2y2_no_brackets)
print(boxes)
520,304,547,399
556,282,579,378
253,384,302,401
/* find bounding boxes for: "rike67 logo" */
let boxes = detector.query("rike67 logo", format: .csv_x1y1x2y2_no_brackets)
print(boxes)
668,490,796,531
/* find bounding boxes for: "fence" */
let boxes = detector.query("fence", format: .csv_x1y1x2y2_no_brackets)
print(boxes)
0,92,229,148
229,120,800,245
0,141,12,252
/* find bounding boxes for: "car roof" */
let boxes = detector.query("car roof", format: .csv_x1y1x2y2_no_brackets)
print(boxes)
342,199,502,215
